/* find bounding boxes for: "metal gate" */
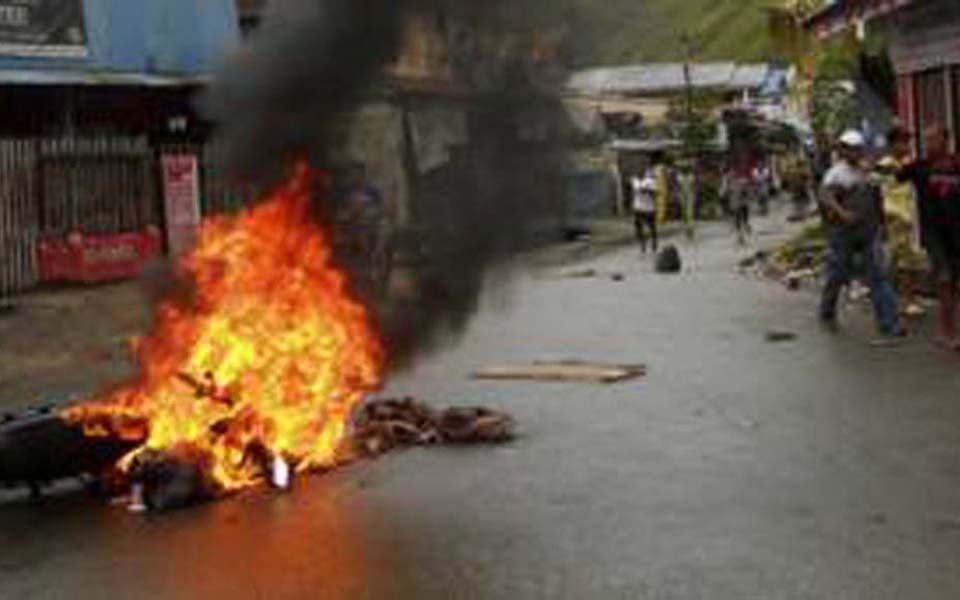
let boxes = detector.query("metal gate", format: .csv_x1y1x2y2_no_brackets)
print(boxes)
1,134,162,298
37,135,159,235
0,140,38,296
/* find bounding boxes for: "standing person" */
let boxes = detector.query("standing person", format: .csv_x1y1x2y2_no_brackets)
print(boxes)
818,130,903,342
651,153,670,225
756,160,772,215
630,173,658,253
726,150,756,245
338,162,384,225
895,126,960,349
812,141,832,186
782,150,813,221
336,162,391,295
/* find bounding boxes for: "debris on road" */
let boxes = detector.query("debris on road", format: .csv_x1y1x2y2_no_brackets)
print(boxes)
558,269,627,283
472,360,646,384
352,397,515,457
784,268,817,290
744,205,928,298
765,331,798,343
563,268,599,279
903,302,927,318
655,245,682,274
737,251,768,269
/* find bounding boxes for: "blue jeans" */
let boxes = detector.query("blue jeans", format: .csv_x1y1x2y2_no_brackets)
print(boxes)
819,229,900,335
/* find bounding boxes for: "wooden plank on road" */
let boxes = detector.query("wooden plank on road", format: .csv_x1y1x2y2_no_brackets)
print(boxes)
472,361,647,384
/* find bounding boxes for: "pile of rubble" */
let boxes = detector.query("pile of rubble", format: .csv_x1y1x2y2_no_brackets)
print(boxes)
740,207,928,301
352,397,515,457
769,222,829,289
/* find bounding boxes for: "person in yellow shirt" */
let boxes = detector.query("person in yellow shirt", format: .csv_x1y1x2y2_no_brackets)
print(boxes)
650,153,670,224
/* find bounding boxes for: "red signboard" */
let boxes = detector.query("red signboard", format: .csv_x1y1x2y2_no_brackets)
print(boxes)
37,228,162,283
161,153,202,257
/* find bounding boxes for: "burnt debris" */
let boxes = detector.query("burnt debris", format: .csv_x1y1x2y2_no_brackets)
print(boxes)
353,397,515,456
0,405,143,499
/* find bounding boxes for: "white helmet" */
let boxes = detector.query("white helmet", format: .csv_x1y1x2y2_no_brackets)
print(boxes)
838,129,866,148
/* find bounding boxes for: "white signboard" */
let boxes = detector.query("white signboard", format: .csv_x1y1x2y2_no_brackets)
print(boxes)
161,154,202,257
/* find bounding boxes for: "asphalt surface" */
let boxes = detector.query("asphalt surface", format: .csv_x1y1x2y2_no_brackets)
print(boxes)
4,214,960,599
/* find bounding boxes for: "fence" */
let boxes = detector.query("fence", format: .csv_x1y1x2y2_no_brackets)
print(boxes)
38,136,158,235
0,140,38,296
0,135,266,299
0,136,238,298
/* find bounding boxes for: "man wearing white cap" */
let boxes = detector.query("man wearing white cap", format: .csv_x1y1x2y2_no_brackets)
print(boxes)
818,129,903,342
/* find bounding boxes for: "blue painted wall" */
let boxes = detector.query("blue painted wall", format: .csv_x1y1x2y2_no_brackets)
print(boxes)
0,0,239,75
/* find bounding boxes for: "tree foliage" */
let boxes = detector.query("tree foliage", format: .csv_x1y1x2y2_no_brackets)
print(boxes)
665,92,720,159
810,81,858,144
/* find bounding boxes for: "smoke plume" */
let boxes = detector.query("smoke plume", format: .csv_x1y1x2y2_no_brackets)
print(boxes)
202,0,573,367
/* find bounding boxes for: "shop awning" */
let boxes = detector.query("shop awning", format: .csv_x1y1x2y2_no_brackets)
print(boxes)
0,69,207,87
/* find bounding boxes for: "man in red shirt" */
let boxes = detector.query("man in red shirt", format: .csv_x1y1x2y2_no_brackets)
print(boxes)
896,127,960,349
725,149,758,245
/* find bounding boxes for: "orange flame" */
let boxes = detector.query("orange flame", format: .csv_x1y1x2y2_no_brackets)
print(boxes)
67,165,384,490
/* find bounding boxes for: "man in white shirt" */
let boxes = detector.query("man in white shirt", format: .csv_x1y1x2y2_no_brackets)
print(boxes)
818,130,903,342
631,173,658,253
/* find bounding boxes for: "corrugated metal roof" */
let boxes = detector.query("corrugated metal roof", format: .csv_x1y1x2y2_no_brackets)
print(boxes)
806,0,916,29
567,63,771,96
610,136,729,153
728,64,769,90
0,69,205,86
610,138,682,152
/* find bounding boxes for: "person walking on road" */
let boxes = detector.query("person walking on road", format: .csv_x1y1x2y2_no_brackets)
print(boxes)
651,153,670,225
818,130,904,343
725,151,756,245
631,173,658,253
894,126,960,349
781,150,814,221
756,160,773,216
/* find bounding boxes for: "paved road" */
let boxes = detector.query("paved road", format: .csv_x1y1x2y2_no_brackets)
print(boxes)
4,215,960,599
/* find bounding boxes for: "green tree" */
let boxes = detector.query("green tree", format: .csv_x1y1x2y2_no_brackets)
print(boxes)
807,31,867,145
665,92,720,159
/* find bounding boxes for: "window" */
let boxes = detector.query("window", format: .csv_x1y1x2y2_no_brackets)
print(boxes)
914,67,948,157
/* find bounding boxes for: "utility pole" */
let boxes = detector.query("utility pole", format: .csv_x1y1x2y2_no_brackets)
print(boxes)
680,30,701,219
680,30,695,126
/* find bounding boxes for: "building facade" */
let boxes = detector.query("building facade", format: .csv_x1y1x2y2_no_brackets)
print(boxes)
808,0,960,155
0,0,240,296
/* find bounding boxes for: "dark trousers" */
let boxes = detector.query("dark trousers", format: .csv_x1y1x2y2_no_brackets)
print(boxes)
819,229,900,335
923,225,960,285
733,205,751,234
633,211,657,252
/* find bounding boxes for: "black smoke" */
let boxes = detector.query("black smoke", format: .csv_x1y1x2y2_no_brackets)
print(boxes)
202,0,412,181
201,0,574,368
